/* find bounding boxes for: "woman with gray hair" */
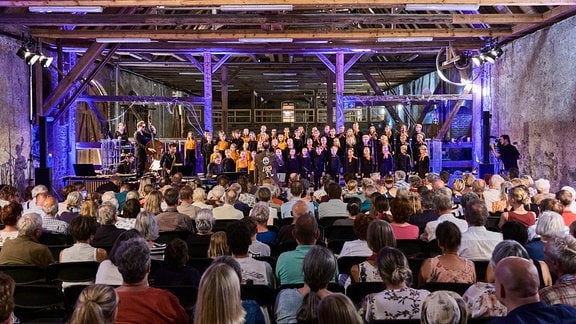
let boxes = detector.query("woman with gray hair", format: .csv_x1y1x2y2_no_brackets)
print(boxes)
188,209,214,246
360,247,430,321
463,240,552,318
59,191,83,223
526,211,568,261
134,211,165,260
251,201,276,244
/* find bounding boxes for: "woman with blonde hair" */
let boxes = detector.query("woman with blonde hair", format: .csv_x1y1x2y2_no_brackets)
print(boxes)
194,262,246,324
317,293,362,324
462,173,475,194
207,231,231,258
68,284,118,324
143,190,163,215
79,200,98,218
498,185,536,229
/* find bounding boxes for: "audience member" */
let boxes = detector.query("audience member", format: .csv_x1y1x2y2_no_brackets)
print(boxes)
338,213,374,258
194,262,246,324
153,238,201,287
176,186,201,219
539,234,576,306
389,195,420,239
276,200,310,245
192,187,212,209
498,185,536,229
115,198,140,230
276,213,321,285
484,175,505,211
243,217,270,257
275,245,336,323
422,193,468,241
253,186,277,226
92,202,126,251
68,284,118,324
409,190,438,235
533,178,555,205
0,213,53,268
350,220,396,283
187,208,214,245
419,221,476,285
251,202,276,243
489,257,576,323
155,188,194,232
459,199,503,260
114,237,188,323
421,290,468,324
318,182,348,219
226,220,274,287
60,216,107,263
333,197,363,226
134,211,165,260
212,189,244,220
22,185,48,215
317,293,362,324
58,191,83,224
207,231,231,259
143,190,163,215
0,202,22,247
41,195,69,234
95,229,142,286
360,247,430,321
0,272,15,324
557,190,576,227
526,211,566,261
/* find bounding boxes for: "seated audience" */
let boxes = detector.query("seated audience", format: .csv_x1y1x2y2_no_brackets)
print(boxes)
68,284,118,324
207,231,231,259
318,182,348,219
192,187,212,209
351,220,396,283
95,229,142,286
409,190,438,235
143,190,163,215
0,272,15,323
421,290,468,324
276,200,309,245
419,221,476,286
389,194,420,239
539,234,576,306
532,178,555,205
187,208,214,245
251,202,276,244
317,293,362,324
114,237,188,323
243,218,270,257
422,193,468,241
60,216,107,263
369,194,390,220
557,189,576,226
0,202,21,247
155,188,194,232
489,256,576,323
275,246,336,324
153,238,201,287
226,220,274,287
194,262,246,324
458,198,503,260
41,196,69,234
498,185,536,229
491,181,513,214
176,185,201,219
134,211,166,260
92,202,126,251
253,186,277,226
276,213,321,285
0,213,53,268
58,191,83,224
360,247,430,321
338,213,374,258
115,198,140,230
333,197,363,226
526,211,566,261
212,189,244,220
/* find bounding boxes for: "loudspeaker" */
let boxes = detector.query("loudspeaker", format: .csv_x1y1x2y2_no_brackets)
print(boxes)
35,167,52,192
479,163,494,178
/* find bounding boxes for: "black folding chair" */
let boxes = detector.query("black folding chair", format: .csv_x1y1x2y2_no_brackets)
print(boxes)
156,285,199,310
418,282,472,296
346,282,384,305
155,231,191,244
0,264,46,284
14,284,66,322
47,261,100,287
337,256,367,276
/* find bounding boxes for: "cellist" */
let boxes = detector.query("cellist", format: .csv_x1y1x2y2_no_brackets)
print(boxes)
134,120,156,177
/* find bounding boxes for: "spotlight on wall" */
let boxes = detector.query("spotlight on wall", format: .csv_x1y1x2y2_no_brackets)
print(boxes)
472,45,503,66
16,37,54,67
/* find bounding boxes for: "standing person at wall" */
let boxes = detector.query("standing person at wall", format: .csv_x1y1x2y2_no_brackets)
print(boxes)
491,134,521,172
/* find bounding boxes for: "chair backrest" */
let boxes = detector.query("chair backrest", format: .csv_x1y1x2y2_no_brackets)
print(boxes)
63,284,89,317
474,260,490,282
47,244,72,261
407,258,425,288
213,220,238,232
14,284,66,322
418,282,473,296
323,225,356,241
327,239,347,255
0,264,46,284
155,231,191,244
267,225,280,233
156,285,198,310
396,239,428,258
187,243,210,258
47,261,100,285
187,257,214,275
318,217,347,228
38,232,73,246
241,284,276,306
337,256,367,276
346,282,384,305
371,319,421,324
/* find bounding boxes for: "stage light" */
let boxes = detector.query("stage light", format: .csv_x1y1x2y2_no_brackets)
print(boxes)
16,46,30,59
25,53,40,65
471,55,483,67
39,54,54,68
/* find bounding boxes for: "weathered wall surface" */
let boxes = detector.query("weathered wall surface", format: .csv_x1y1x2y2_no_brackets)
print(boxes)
0,35,32,194
491,15,576,190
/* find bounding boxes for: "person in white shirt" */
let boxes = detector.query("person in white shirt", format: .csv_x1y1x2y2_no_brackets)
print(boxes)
338,213,374,258
459,199,503,260
318,182,349,219
483,175,504,212
212,189,244,220
422,192,468,241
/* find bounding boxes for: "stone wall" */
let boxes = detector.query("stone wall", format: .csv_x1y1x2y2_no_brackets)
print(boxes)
491,15,576,190
0,34,32,194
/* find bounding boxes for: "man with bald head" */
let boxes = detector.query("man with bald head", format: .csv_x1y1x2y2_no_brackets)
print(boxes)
491,256,576,323
276,200,310,245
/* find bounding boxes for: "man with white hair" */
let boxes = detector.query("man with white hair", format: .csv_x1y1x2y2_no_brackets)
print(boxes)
212,189,244,220
22,185,49,216
533,178,555,205
0,213,53,268
41,196,69,234
540,234,576,306
484,174,504,211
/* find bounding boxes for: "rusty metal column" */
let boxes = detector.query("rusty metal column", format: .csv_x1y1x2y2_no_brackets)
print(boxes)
335,52,345,130
203,52,213,133
221,66,228,132
326,73,333,127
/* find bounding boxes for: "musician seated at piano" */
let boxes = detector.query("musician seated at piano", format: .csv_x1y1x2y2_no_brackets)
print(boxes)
207,153,224,179
159,143,183,177
116,153,135,175
222,149,237,173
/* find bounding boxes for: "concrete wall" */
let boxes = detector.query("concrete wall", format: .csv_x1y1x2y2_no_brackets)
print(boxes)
491,15,576,190
0,35,32,194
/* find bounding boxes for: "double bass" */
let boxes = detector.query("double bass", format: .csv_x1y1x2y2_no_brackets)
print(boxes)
145,115,164,171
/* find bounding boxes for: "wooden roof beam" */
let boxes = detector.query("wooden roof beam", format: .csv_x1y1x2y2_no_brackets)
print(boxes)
2,1,576,6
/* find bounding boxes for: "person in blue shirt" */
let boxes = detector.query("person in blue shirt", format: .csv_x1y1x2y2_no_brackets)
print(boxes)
489,256,576,324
